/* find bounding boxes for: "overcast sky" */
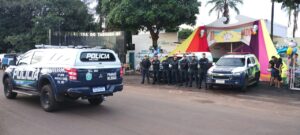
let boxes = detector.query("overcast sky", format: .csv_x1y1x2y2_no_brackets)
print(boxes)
197,0,300,37
90,0,299,37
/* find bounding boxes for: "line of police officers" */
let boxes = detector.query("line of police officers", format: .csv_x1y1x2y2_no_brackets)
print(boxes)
140,53,209,89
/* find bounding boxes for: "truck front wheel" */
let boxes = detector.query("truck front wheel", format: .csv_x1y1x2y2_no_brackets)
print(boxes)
3,78,17,99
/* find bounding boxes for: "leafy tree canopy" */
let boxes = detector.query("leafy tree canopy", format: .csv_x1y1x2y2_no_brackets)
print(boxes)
178,29,193,40
0,0,94,52
104,0,200,49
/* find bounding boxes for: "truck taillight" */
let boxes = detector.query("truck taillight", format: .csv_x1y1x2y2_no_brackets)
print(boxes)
120,67,124,78
64,68,77,80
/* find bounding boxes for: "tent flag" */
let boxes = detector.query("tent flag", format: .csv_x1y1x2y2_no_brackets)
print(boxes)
257,20,270,75
168,26,210,56
168,28,197,56
260,20,287,77
186,26,210,52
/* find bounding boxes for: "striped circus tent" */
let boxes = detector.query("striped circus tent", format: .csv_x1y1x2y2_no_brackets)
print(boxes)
168,26,210,55
168,18,286,80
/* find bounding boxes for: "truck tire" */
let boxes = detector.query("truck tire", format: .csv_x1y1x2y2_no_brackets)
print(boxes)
40,85,58,112
3,78,17,99
253,73,260,86
206,84,213,89
88,96,104,105
240,77,248,92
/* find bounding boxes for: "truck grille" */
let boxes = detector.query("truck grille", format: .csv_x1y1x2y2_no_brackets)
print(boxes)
213,76,230,79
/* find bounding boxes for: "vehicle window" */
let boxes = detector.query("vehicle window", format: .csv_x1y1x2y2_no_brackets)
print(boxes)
48,53,74,65
250,57,256,64
80,52,116,62
247,58,251,65
18,52,33,65
31,51,44,64
216,58,245,67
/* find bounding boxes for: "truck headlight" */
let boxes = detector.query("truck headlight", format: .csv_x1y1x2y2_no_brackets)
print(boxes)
207,72,213,78
233,72,242,76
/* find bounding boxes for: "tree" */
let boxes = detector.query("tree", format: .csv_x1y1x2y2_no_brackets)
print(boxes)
178,29,193,40
104,0,200,50
206,0,243,24
276,0,300,38
0,0,94,52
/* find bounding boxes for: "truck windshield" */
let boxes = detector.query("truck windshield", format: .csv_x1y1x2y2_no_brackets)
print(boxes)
216,58,245,67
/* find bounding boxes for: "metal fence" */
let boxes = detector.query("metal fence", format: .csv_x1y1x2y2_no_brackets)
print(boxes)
50,31,126,63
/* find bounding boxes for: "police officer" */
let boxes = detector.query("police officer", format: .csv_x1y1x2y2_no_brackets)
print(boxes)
152,55,160,84
140,55,151,84
179,54,189,87
189,54,198,87
198,53,209,89
170,55,179,85
161,56,171,84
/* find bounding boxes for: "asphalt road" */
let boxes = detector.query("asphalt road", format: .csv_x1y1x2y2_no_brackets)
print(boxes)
1,73,300,135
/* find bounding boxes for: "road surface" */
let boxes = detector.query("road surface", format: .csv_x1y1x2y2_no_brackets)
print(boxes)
0,74,300,135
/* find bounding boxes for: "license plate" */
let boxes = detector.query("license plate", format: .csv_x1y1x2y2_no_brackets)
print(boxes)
107,72,117,80
92,87,106,93
215,80,225,84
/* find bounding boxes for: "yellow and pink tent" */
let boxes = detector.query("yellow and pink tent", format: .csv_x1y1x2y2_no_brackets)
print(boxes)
169,19,286,80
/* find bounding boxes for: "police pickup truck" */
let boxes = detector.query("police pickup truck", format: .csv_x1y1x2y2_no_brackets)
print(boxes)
206,53,260,91
2,48,123,112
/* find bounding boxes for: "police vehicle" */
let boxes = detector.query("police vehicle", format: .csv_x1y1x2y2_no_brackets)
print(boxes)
2,48,123,112
206,53,260,90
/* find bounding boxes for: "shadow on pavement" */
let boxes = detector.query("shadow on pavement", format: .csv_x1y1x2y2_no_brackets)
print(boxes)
12,95,118,115
124,75,300,106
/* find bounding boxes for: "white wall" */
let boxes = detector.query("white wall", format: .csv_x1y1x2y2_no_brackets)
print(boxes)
132,32,178,67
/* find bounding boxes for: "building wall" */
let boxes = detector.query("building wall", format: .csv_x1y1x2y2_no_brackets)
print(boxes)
131,32,178,68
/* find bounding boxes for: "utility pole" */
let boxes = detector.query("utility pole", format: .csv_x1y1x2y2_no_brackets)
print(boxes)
271,0,274,41
48,29,51,45
59,21,61,46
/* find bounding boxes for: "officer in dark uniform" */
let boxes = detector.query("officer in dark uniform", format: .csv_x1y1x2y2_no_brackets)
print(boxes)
189,54,198,87
152,55,160,84
198,53,209,89
140,55,151,84
179,54,189,87
161,56,171,84
170,55,179,85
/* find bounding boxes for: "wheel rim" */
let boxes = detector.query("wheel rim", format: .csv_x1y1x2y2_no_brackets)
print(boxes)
41,90,50,107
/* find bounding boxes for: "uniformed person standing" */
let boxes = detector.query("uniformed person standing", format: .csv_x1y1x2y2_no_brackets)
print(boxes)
140,55,151,84
161,56,171,84
189,54,198,87
198,53,209,89
179,54,189,87
170,55,179,85
152,55,160,84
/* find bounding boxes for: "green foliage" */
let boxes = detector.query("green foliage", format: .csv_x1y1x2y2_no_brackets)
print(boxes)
0,0,94,52
206,0,243,24
275,0,300,38
178,29,193,40
103,0,200,49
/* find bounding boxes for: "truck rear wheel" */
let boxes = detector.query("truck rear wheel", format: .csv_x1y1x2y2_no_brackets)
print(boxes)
88,96,104,105
40,85,58,112
3,78,17,99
